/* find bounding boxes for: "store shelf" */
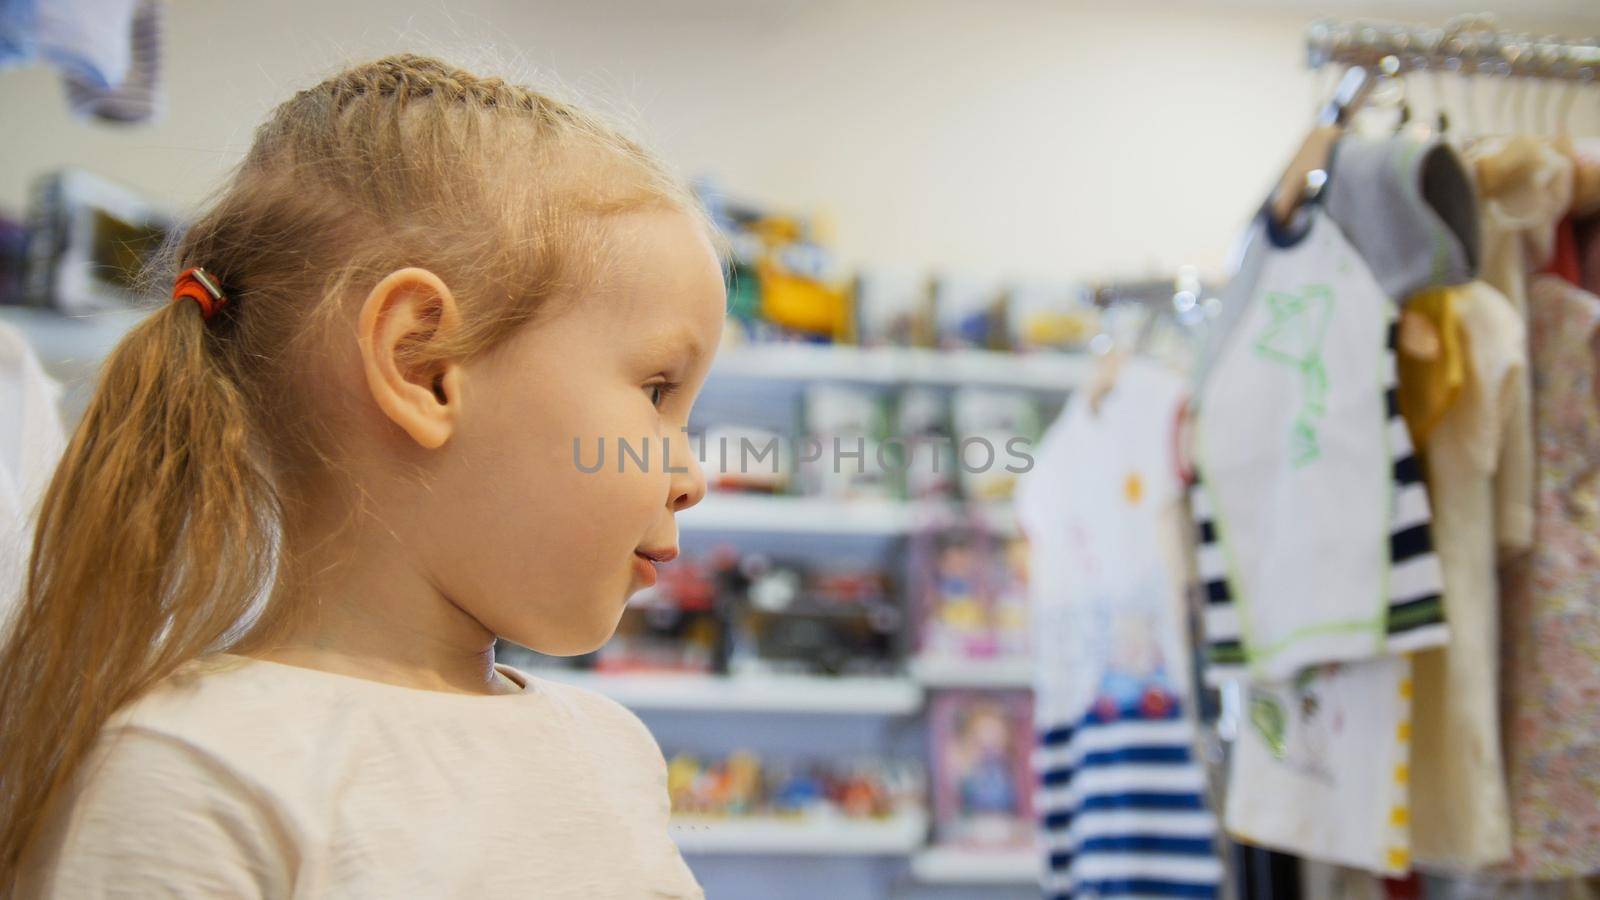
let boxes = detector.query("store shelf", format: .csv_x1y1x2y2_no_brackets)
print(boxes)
711,342,1090,392
681,493,913,534
910,845,1040,884
909,656,1034,690
671,812,928,856
0,307,1091,394
536,670,923,715
0,305,147,370
681,493,1018,536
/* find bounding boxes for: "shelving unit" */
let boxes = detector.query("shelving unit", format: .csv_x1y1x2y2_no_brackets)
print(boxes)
910,845,1040,885
680,493,913,535
671,811,929,856
908,656,1034,690
680,493,1018,536
710,342,1090,393
0,305,147,371
0,304,1089,396
535,669,923,715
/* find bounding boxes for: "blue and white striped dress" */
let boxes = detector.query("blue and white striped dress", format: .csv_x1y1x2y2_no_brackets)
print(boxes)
1018,361,1224,899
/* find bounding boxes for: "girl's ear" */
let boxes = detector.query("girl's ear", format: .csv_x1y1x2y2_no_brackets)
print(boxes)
357,267,465,450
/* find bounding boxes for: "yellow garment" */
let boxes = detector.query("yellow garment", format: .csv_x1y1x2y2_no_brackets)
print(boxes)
1396,287,1466,452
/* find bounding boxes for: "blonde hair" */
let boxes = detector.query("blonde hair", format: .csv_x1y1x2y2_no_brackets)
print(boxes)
0,53,706,881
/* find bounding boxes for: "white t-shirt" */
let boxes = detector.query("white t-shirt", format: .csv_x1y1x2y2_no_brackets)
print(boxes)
17,653,705,899
0,321,67,634
1225,656,1414,876
1194,209,1446,681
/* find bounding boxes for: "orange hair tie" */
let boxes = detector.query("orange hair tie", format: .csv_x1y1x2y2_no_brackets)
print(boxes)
172,267,227,321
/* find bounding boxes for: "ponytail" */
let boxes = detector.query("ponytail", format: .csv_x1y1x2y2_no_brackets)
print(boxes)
0,297,278,882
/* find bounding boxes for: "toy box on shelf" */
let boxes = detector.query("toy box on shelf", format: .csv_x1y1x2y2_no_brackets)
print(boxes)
927,690,1035,849
723,552,903,678
498,546,904,680
910,523,1030,668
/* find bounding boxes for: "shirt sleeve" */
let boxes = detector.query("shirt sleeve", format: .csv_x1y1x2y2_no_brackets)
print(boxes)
1490,301,1536,556
17,727,298,899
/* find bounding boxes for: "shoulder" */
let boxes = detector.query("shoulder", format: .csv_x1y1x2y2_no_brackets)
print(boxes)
519,669,665,764
107,654,340,762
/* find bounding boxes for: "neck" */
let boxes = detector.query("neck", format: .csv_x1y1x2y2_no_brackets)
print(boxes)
243,502,518,696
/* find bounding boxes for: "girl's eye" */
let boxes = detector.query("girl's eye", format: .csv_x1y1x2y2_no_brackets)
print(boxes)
647,381,680,409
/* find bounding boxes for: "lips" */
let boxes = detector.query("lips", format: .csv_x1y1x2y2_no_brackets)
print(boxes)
631,546,677,588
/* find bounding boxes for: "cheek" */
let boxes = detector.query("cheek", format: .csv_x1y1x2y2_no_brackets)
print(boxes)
421,381,669,641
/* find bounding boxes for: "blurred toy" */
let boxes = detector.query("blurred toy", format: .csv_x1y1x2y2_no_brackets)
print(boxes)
933,274,1006,350
1006,281,1101,351
724,554,901,677
836,767,890,818
769,764,826,815
592,554,724,674
723,750,763,817
896,387,958,500
950,387,1040,502
694,180,849,343
800,383,894,500
665,750,923,823
759,254,849,339
701,423,791,494
853,268,935,347
917,528,997,659
929,691,1034,848
989,535,1031,659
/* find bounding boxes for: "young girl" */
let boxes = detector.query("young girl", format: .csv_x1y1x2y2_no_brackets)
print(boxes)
0,55,723,897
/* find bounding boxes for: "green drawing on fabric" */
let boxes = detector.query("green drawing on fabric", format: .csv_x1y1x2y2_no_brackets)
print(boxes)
1249,693,1288,760
1253,285,1334,467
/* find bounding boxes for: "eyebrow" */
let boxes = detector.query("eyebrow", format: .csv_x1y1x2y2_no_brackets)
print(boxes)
636,325,707,368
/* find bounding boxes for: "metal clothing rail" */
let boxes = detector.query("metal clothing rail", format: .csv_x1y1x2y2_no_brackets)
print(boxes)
1307,15,1600,82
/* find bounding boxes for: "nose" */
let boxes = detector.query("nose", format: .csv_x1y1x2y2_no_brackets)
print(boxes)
669,429,707,513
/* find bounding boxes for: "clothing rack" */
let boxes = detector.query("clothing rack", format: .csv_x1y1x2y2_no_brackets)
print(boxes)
1306,16,1600,81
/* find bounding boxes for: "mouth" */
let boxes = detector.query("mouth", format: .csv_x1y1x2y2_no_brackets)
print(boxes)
631,546,678,588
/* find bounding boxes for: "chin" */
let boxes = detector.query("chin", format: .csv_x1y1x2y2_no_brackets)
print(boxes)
511,628,614,659
505,601,627,658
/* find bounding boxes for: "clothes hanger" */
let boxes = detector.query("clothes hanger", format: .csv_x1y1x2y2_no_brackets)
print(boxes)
1462,65,1481,141
1268,64,1379,229
1493,63,1518,136
1086,340,1126,417
1429,68,1452,141
1555,68,1600,213
1085,295,1160,416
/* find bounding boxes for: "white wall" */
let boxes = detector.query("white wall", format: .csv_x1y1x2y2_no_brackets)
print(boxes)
2,0,1597,283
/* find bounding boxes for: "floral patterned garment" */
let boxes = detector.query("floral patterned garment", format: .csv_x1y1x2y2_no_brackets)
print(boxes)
1500,274,1600,878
